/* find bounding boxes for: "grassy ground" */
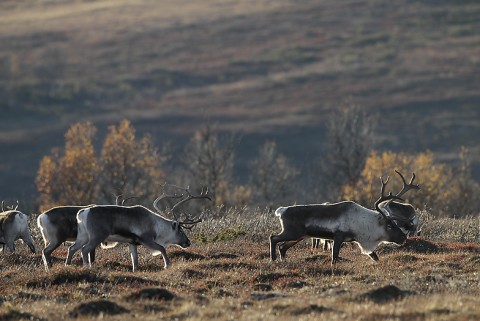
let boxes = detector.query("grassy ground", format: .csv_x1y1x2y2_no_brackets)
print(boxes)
1,214,479,320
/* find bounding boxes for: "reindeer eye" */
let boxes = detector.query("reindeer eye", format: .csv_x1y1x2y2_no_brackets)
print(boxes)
387,224,393,230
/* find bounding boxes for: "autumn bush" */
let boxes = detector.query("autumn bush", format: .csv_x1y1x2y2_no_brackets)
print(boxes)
36,120,165,211
36,119,479,221
341,150,480,217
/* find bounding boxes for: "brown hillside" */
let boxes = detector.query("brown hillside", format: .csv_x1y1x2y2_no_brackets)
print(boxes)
0,0,479,200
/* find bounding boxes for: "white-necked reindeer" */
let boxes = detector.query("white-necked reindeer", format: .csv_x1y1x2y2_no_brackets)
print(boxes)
270,170,420,265
66,187,210,271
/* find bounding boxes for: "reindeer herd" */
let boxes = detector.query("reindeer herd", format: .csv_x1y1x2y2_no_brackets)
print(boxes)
1,171,421,272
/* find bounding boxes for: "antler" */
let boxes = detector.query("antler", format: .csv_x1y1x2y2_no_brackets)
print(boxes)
114,194,123,205
374,170,420,216
394,170,420,199
1,200,19,211
152,184,210,227
170,186,211,226
153,191,184,214
374,175,402,216
113,193,139,206
171,186,211,213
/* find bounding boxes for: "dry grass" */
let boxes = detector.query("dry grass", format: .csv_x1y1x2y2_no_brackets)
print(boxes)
1,214,480,320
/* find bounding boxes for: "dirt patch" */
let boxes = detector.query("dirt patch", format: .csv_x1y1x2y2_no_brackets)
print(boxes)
358,285,413,303
125,288,175,302
69,300,129,318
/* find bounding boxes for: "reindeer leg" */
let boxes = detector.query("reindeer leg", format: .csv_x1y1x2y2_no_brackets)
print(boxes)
269,234,279,261
368,251,379,262
331,233,346,265
279,240,302,260
137,238,169,269
270,232,302,261
129,244,138,272
43,240,62,271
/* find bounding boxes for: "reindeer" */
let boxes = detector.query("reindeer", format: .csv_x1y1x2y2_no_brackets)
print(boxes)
270,170,420,265
66,187,210,271
0,201,36,254
37,195,137,271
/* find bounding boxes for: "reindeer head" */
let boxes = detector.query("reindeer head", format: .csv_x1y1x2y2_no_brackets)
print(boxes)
153,185,211,247
374,170,421,238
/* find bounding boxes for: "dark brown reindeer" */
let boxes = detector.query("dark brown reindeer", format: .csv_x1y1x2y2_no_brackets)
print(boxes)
270,170,420,265
66,186,210,271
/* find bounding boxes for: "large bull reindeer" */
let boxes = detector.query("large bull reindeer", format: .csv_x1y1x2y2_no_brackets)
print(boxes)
375,170,421,237
66,186,210,271
270,170,420,265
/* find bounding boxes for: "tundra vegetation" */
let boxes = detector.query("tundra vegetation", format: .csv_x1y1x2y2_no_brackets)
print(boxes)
0,210,478,321
0,120,477,320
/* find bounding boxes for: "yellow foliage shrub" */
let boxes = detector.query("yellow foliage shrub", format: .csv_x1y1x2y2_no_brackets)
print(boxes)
342,151,474,217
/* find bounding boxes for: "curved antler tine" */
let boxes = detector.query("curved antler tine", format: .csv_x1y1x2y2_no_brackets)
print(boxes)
153,192,183,213
395,170,420,198
14,200,19,210
179,217,203,229
1,200,4,212
394,169,407,184
409,172,416,185
201,186,212,201
113,193,123,205
121,195,138,206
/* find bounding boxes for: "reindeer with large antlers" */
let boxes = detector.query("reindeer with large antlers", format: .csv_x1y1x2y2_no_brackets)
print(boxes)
66,186,210,271
270,170,420,265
